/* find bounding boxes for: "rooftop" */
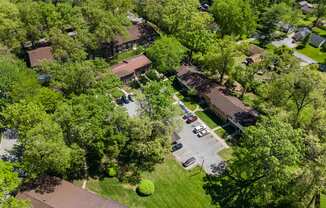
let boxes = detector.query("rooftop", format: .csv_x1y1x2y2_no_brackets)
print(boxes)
111,54,151,78
114,23,156,45
17,177,127,208
27,47,54,67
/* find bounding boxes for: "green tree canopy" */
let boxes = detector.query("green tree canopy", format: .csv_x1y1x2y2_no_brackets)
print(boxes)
210,0,257,37
146,36,187,73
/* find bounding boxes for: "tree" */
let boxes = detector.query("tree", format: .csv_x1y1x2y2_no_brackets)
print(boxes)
22,119,72,179
176,11,215,59
120,117,170,173
0,161,30,208
203,36,240,83
234,64,261,98
266,66,324,127
313,0,326,27
141,81,180,122
40,59,109,95
259,3,300,43
0,0,25,49
146,36,187,73
210,0,256,37
204,117,303,207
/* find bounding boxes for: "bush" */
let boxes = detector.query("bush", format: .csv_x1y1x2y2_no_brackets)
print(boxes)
137,179,155,196
107,167,117,177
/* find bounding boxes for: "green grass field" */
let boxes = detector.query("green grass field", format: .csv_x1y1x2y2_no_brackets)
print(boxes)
296,44,326,64
313,27,326,38
218,148,234,161
195,110,224,129
85,156,215,208
321,194,326,208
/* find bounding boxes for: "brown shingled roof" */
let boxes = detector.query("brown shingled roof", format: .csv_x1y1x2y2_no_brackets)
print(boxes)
111,54,151,78
114,23,155,45
247,44,264,56
17,179,127,208
27,47,54,67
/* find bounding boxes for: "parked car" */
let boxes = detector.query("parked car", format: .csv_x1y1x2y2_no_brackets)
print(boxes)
197,129,210,137
182,113,193,120
172,143,183,152
128,94,134,102
121,95,129,104
116,98,123,105
193,125,207,134
186,115,198,124
182,157,196,167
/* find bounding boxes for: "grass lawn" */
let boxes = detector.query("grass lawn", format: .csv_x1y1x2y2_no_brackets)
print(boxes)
218,148,234,161
296,44,326,63
175,92,199,111
215,128,226,138
321,194,326,208
313,27,326,38
85,156,215,208
196,110,224,129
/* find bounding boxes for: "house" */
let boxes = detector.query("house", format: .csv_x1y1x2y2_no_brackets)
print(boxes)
316,18,326,28
299,1,314,13
103,23,158,58
27,46,54,67
244,44,264,65
176,65,257,131
111,54,151,83
293,27,311,41
16,178,127,208
277,22,295,33
202,86,257,130
310,34,326,48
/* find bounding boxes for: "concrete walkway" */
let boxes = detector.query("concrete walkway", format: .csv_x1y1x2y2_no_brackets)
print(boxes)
271,34,318,65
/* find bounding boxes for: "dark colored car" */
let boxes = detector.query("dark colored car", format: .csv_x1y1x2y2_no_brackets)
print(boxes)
182,157,196,167
121,95,129,104
128,94,134,102
116,98,123,105
186,115,198,124
182,113,192,120
172,143,183,152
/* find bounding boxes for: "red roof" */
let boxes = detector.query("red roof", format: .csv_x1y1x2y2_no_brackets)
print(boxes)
111,55,151,78
27,47,54,67
17,179,127,208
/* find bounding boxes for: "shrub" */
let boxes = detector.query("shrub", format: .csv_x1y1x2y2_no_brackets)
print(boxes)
107,167,117,177
137,179,155,196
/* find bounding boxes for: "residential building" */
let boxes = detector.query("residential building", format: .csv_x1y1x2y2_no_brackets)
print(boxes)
16,178,127,208
111,54,151,83
299,1,314,13
176,65,257,131
293,27,311,41
310,34,326,48
27,46,54,67
244,44,264,65
102,23,158,58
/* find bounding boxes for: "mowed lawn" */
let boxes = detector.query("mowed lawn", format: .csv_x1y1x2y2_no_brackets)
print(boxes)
196,110,224,129
86,156,216,208
321,194,326,208
296,44,326,63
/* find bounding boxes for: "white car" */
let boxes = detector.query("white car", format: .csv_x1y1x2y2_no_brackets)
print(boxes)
197,129,210,137
193,125,207,134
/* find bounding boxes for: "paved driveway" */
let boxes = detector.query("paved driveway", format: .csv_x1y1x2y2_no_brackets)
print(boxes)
173,119,227,175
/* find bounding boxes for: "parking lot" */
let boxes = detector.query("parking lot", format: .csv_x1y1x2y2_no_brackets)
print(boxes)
173,118,228,174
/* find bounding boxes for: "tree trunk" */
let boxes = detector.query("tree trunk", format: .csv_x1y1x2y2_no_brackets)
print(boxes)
315,192,321,208
241,86,247,98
